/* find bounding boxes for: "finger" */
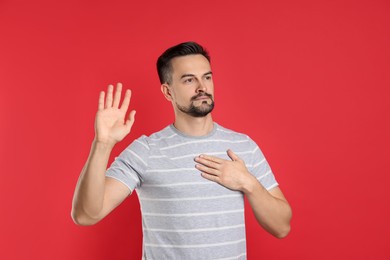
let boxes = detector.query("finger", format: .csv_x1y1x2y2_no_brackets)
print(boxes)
227,149,241,162
120,89,131,112
201,172,219,183
112,82,122,108
105,84,114,108
195,164,219,175
98,91,105,110
198,154,224,164
125,110,136,131
194,156,221,170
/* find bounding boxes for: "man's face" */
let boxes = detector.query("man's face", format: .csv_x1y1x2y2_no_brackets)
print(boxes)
166,54,214,117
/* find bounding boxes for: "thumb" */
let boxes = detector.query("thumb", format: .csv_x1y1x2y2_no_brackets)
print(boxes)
125,110,136,130
227,149,240,161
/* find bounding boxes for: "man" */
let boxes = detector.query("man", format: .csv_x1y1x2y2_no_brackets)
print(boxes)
72,42,292,259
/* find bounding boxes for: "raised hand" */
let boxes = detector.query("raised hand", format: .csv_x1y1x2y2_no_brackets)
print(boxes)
94,83,136,146
194,149,256,192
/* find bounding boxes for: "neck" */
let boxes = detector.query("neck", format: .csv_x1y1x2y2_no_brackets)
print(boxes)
173,113,214,137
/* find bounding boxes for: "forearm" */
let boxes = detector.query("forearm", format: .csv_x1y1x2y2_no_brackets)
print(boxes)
71,140,114,224
244,178,292,238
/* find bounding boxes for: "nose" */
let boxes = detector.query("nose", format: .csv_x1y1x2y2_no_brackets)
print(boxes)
196,80,207,93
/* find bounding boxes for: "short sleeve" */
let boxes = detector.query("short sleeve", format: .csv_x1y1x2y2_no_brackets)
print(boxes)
105,135,150,192
248,138,279,191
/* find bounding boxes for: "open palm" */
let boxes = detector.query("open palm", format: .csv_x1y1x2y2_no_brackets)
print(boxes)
95,83,136,146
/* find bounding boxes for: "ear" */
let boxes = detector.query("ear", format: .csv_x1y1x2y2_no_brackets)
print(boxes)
161,83,173,101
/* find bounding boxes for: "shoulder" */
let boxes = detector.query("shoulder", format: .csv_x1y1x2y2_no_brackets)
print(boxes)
130,125,175,148
215,123,251,141
215,123,260,151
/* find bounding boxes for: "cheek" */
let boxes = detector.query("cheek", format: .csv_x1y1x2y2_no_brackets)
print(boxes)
174,89,192,102
208,87,215,97
207,81,214,91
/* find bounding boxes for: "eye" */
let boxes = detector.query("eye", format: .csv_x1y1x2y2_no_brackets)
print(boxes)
205,75,212,80
183,77,194,83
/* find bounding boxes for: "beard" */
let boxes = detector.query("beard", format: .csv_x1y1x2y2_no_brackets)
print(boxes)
176,93,215,117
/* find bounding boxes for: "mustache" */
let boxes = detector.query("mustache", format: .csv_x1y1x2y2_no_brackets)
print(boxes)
191,93,213,101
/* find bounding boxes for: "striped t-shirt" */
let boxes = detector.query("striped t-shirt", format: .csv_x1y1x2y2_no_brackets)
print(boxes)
106,123,278,260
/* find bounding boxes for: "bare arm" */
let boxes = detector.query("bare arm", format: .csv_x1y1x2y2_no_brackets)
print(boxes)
243,183,291,238
195,150,292,238
71,83,136,226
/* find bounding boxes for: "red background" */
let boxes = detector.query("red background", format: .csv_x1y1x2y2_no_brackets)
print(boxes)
1,0,389,259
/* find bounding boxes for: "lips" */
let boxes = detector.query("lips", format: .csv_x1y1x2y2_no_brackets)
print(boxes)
191,93,213,101
195,96,209,100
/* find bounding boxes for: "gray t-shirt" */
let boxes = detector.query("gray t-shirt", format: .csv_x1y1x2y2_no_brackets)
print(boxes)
106,123,278,259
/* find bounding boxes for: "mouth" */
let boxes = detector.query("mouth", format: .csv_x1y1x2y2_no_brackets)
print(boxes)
191,93,213,101
195,96,209,100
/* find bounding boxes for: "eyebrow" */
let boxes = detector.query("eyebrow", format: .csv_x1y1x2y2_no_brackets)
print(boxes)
180,71,213,79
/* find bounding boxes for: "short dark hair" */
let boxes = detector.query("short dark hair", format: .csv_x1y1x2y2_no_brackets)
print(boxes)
156,41,210,84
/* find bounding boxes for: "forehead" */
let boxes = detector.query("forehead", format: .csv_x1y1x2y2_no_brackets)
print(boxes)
170,54,211,77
